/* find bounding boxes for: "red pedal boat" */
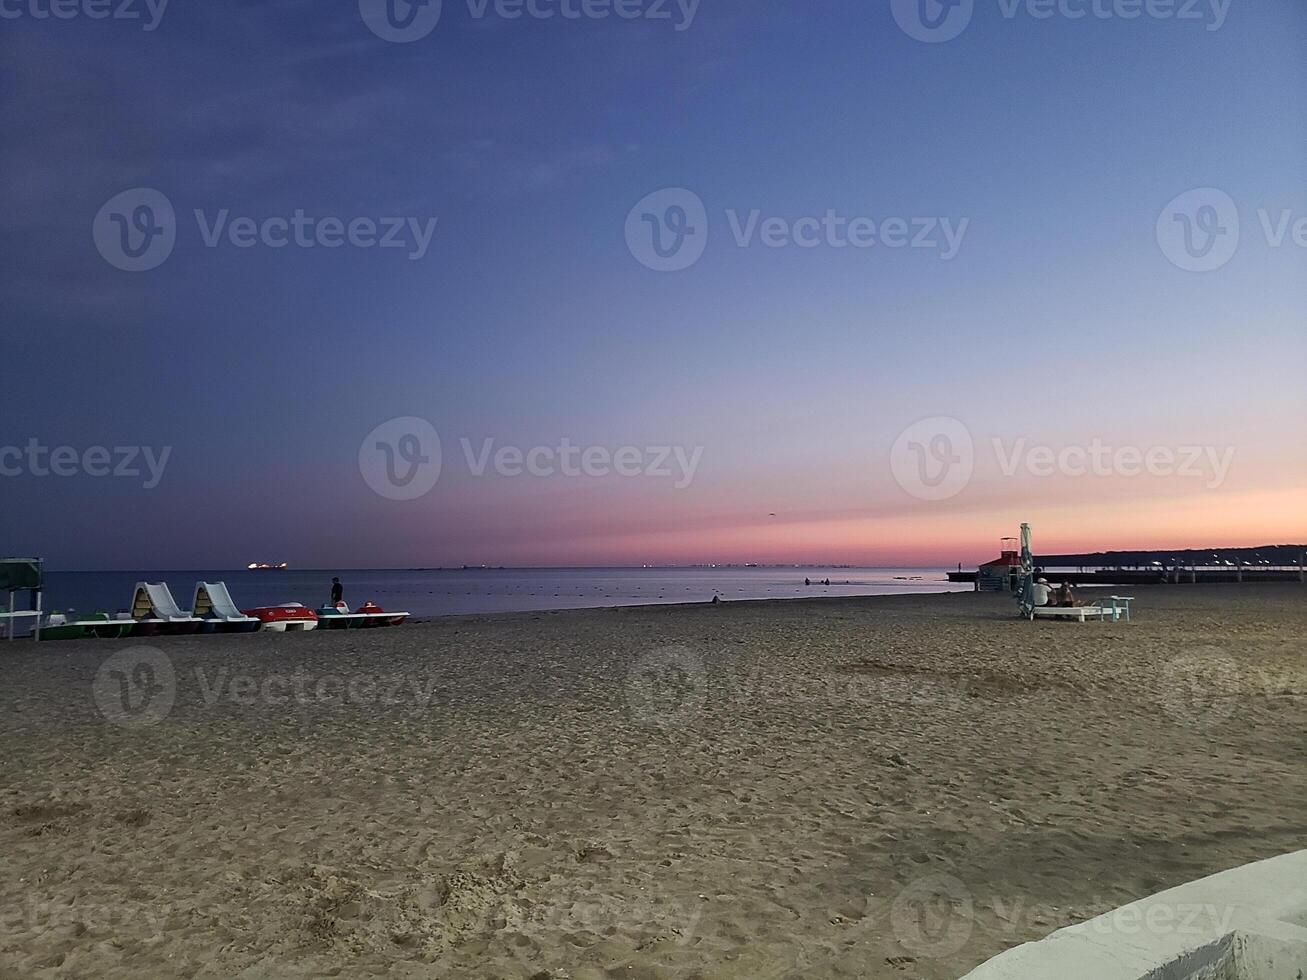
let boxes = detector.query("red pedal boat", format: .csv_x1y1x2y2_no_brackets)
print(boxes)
357,601,409,627
243,603,319,632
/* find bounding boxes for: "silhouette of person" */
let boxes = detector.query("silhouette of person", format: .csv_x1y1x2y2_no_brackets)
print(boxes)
330,577,343,605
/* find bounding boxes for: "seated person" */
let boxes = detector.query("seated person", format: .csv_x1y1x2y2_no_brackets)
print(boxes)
1031,577,1053,607
1056,582,1093,607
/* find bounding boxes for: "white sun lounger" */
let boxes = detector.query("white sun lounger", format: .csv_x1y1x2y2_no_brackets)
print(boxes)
191,582,260,629
1029,604,1114,622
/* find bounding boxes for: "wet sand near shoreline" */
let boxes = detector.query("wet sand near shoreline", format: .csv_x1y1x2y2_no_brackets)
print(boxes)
1,585,1304,979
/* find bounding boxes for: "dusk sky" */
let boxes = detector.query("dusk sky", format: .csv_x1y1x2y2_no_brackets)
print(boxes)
1,0,1303,569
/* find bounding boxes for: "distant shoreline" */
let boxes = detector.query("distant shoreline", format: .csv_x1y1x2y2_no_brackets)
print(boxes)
41,564,953,574
396,579,1302,625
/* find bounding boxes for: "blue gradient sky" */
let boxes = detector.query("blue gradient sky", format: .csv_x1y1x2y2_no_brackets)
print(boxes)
1,0,1303,569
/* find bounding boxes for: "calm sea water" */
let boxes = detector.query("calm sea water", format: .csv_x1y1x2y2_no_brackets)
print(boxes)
39,568,963,620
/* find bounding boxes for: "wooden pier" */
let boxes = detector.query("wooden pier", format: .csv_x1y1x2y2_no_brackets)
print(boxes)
948,568,1306,586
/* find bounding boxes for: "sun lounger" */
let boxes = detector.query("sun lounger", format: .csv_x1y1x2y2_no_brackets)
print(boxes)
1030,597,1135,622
1029,604,1114,622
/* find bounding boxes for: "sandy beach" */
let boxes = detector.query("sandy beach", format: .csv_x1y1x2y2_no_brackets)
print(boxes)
1,585,1304,979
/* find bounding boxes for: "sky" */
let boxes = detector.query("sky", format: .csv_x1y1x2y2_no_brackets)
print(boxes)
0,0,1303,570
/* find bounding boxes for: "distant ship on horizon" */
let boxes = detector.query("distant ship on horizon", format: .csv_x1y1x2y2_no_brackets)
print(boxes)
246,562,289,571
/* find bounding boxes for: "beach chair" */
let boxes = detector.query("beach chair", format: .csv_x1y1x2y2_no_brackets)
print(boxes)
191,582,261,633
1029,604,1114,623
1107,595,1135,622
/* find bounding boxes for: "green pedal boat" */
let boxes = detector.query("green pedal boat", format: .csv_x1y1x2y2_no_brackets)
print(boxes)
40,612,134,641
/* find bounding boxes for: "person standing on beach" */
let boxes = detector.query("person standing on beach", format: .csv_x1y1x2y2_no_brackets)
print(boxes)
330,577,343,606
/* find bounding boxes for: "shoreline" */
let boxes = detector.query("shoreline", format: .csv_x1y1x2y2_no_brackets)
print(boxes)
389,578,1302,626
16,578,1305,637
32,567,966,626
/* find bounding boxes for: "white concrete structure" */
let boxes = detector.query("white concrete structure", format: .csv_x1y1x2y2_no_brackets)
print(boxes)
961,851,1307,980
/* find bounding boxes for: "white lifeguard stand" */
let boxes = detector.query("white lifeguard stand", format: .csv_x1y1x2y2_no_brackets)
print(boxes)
0,558,44,640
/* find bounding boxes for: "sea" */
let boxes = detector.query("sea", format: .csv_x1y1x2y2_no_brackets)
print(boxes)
38,567,964,620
